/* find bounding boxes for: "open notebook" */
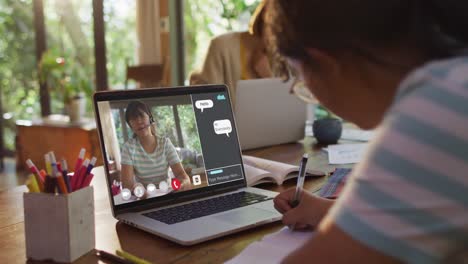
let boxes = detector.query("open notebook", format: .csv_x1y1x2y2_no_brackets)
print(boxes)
226,227,313,263
243,155,330,186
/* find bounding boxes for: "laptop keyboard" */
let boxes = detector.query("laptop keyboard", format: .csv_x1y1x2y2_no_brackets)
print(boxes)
143,191,272,225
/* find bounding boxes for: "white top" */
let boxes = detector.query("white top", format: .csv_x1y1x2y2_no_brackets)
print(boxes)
121,135,180,185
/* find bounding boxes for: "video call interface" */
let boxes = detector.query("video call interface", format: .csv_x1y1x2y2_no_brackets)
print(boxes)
97,91,245,205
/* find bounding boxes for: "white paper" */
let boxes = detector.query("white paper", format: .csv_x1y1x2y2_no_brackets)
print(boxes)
341,128,374,142
225,227,313,264
327,143,368,164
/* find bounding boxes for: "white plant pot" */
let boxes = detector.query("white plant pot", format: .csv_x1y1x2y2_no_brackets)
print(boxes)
69,95,86,123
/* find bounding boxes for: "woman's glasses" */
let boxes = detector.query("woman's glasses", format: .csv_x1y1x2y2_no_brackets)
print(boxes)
272,54,319,104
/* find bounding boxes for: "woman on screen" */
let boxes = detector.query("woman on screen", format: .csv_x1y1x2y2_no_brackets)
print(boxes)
120,101,191,194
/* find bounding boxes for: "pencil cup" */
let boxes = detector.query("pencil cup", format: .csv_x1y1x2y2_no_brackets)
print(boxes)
23,186,95,263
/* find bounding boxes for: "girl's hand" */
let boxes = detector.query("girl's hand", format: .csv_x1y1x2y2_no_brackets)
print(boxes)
178,178,192,191
274,188,334,229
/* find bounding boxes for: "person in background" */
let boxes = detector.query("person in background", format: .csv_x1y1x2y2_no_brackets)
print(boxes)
266,0,468,263
121,101,191,194
189,0,272,103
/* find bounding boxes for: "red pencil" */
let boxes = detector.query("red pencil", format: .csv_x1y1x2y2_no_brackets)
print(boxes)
78,157,97,189
70,149,86,191
72,159,89,191
81,173,94,188
26,159,44,192
73,148,86,173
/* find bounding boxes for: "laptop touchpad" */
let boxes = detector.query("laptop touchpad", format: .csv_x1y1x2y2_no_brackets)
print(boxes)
214,207,275,225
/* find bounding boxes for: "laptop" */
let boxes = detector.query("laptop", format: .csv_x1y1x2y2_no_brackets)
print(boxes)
235,78,306,150
93,85,281,245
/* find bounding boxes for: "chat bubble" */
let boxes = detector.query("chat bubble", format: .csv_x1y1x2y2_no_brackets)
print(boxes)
214,119,232,137
195,99,214,112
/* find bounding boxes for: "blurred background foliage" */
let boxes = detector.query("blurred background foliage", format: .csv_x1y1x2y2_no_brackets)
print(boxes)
0,0,259,153
0,0,39,153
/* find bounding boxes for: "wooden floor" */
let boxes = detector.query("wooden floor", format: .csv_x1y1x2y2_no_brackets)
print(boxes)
0,158,28,191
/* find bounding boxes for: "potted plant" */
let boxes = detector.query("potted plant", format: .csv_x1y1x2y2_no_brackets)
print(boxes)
312,105,342,145
38,49,92,123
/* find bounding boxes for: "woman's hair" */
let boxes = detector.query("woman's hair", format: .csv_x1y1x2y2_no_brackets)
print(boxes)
249,0,267,36
265,0,468,77
125,101,154,125
125,101,156,137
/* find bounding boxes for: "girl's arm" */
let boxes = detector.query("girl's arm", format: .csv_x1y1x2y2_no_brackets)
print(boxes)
121,164,136,190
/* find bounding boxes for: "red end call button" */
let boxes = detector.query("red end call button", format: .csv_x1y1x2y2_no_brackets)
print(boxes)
171,178,181,190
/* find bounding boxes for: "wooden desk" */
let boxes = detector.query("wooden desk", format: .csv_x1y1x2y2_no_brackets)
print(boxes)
0,141,330,264
16,118,102,171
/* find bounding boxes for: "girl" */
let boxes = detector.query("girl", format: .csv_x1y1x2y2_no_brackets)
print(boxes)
267,1,468,263
121,101,191,194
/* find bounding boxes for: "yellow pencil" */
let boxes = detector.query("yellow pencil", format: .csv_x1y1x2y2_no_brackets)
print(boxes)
26,174,40,193
45,153,52,175
116,249,152,264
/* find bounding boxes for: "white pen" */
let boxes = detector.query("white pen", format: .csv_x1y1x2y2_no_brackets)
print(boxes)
289,153,309,231
291,153,309,207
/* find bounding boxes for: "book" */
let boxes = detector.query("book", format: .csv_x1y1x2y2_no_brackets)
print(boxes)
242,155,327,186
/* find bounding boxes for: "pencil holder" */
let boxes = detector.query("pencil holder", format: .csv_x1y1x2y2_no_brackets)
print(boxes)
23,186,95,263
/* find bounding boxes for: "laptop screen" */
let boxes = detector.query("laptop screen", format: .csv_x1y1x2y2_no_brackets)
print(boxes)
94,85,246,210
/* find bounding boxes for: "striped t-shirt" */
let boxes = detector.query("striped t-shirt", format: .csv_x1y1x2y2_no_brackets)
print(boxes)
328,57,468,263
121,135,181,185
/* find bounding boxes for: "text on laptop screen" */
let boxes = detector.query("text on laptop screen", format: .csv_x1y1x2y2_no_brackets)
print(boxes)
96,91,244,206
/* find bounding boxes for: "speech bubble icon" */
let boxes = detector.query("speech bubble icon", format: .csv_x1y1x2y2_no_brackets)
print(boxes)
195,99,214,112
213,119,232,137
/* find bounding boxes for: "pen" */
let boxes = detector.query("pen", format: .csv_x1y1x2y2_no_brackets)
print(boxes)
78,157,96,189
39,169,47,180
26,174,40,193
57,162,62,176
73,148,86,175
56,171,69,194
72,158,89,191
50,153,68,194
70,148,85,190
49,152,58,176
57,162,69,193
81,173,94,188
96,250,134,264
116,249,152,264
49,152,67,194
40,165,57,194
25,159,44,192
61,158,70,192
289,154,309,230
43,173,56,194
45,153,52,176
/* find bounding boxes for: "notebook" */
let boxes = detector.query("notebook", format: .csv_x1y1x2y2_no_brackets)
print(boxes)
235,78,307,150
226,227,313,263
93,85,281,245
